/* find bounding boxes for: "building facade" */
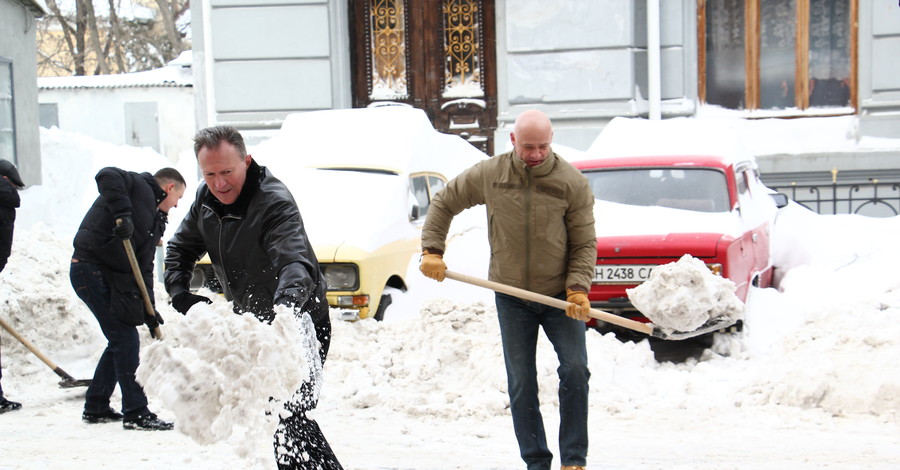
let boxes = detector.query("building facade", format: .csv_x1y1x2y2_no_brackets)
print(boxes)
1,0,45,185
37,53,195,164
191,0,900,190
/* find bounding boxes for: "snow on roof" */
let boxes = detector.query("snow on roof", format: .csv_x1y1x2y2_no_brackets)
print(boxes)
52,0,154,21
37,51,192,90
583,117,752,165
581,113,900,164
17,0,49,15
255,106,488,180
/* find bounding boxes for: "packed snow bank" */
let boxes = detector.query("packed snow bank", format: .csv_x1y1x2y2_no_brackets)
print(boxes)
0,226,102,378
739,207,900,417
18,127,198,240
627,254,745,333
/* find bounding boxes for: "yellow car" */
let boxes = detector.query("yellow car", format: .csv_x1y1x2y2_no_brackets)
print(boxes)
190,106,487,321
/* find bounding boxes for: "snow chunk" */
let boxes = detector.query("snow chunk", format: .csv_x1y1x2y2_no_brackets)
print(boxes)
627,254,745,333
136,303,313,456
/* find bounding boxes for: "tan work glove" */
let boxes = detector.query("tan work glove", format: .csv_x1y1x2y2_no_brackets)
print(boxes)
419,249,447,282
565,288,591,322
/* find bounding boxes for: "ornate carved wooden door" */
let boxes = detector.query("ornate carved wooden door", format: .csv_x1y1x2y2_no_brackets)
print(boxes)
350,0,498,155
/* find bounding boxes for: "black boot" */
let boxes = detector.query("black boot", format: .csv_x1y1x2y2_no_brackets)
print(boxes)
123,412,173,431
0,396,22,413
83,407,124,423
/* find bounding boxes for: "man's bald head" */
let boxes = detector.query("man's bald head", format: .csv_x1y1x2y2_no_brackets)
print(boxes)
510,110,554,167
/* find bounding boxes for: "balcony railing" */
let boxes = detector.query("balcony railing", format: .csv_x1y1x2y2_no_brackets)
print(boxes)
770,179,900,217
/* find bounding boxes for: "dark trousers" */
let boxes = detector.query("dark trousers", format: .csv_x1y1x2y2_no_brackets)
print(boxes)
0,342,5,398
273,312,343,470
70,261,149,418
274,382,343,470
496,292,590,470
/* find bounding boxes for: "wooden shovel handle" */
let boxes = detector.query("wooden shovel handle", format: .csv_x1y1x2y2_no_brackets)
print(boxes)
444,270,653,336
118,219,162,340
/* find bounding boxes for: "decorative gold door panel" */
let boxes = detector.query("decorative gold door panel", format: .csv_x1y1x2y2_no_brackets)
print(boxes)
351,0,498,155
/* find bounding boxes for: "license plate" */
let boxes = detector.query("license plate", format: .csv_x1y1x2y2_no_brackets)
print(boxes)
593,265,655,284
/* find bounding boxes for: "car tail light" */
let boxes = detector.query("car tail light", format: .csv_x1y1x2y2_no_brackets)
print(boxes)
706,263,723,276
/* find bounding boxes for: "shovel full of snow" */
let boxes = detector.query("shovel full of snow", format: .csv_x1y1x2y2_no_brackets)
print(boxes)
444,255,744,340
0,315,92,388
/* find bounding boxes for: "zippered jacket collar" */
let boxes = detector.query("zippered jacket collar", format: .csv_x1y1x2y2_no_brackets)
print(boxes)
511,146,557,178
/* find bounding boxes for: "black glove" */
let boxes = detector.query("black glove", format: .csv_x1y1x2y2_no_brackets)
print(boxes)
113,216,134,240
172,291,212,315
146,309,164,339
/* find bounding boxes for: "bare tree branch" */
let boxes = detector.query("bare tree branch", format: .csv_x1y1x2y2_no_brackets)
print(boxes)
37,0,191,76
106,0,127,72
155,0,183,61
82,0,110,74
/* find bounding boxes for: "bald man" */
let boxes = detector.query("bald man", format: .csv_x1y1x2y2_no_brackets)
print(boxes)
419,110,596,470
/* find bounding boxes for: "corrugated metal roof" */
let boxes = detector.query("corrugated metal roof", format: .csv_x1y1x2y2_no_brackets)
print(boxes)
38,52,193,90
14,0,49,16
38,80,192,90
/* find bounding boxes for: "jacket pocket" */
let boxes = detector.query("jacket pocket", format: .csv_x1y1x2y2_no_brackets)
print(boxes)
108,271,146,326
534,199,567,242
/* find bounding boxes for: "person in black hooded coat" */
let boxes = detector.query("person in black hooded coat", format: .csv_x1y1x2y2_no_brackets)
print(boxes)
70,166,185,430
0,159,24,413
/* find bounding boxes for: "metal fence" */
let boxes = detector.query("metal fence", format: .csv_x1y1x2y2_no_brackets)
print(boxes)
769,179,900,217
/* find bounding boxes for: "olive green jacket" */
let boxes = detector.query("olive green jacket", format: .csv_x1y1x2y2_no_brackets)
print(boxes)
422,149,596,296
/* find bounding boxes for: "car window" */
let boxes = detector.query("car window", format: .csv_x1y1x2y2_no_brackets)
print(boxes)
428,175,446,200
410,175,430,218
582,168,730,213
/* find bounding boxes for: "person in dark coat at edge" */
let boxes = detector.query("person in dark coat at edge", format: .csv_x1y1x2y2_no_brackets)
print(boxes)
163,125,340,470
0,159,25,413
70,166,186,430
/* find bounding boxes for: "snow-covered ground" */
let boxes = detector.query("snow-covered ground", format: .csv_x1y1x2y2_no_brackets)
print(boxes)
0,128,899,469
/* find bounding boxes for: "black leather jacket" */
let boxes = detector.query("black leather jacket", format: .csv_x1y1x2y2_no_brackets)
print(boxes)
164,161,327,325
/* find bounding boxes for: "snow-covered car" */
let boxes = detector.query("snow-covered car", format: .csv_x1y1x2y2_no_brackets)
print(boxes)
191,106,487,321
572,117,787,336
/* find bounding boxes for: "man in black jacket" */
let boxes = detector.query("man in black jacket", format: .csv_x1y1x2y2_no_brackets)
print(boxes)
0,159,24,413
70,166,185,430
164,125,340,469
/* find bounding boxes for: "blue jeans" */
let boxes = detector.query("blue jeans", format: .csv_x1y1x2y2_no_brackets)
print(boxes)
496,292,590,470
70,261,149,418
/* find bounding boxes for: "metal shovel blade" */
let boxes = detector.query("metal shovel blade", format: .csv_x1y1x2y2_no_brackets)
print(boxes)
59,378,92,389
649,316,737,340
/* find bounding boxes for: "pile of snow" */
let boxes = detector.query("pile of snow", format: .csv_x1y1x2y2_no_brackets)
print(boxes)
628,254,745,333
0,227,101,371
325,299,511,420
135,303,313,453
19,127,197,240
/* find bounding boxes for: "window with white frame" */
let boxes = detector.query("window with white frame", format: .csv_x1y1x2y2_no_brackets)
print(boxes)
0,59,15,163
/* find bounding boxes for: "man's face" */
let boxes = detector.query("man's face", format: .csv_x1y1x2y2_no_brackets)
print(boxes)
158,182,186,213
198,141,251,205
510,126,552,167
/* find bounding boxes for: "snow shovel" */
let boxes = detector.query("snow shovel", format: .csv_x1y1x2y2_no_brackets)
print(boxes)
444,271,735,341
0,315,92,388
118,220,163,340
